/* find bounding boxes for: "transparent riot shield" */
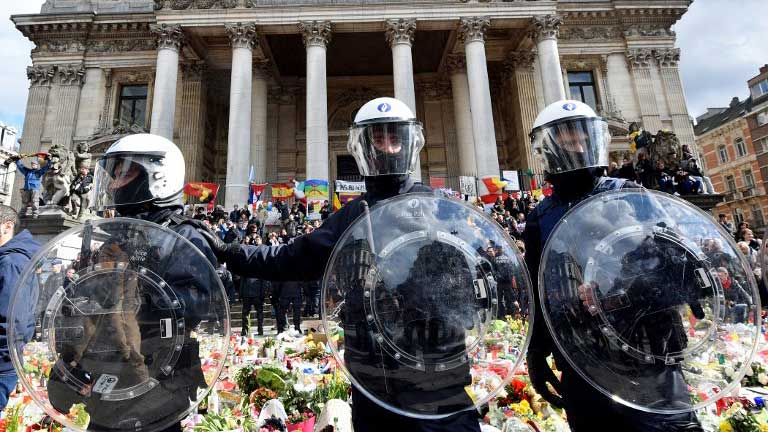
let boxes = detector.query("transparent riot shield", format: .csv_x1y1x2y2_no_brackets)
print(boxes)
8,218,230,431
540,189,760,414
322,194,533,419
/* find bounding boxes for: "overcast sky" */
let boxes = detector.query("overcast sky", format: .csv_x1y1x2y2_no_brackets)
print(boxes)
1,0,767,134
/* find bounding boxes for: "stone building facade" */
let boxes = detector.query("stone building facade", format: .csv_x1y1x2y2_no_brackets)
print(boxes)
695,65,768,234
14,0,695,208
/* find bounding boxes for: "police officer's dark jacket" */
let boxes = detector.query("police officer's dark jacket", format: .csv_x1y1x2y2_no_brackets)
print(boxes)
223,174,483,432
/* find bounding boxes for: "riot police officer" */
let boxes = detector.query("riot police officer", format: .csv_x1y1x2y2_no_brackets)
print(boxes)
49,134,220,432
524,101,701,431
200,97,481,432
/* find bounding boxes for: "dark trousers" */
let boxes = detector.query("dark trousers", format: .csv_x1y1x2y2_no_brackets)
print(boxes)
303,284,319,316
241,295,264,335
278,294,301,332
351,389,480,432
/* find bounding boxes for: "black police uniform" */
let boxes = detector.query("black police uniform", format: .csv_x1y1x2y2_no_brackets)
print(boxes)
48,207,218,432
523,171,702,432
240,277,270,335
220,175,481,432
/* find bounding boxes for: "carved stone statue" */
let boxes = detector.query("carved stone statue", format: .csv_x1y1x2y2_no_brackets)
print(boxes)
43,143,77,209
650,130,682,167
74,141,92,170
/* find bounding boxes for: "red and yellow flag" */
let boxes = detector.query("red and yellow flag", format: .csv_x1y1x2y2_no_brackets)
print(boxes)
333,193,342,211
271,183,295,200
184,182,220,210
482,176,507,194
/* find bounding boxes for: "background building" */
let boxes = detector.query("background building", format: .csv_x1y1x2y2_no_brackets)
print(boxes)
695,65,768,235
0,123,19,206
14,0,695,208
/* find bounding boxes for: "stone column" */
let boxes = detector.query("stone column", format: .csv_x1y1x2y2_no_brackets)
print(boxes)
459,17,500,196
505,50,542,172
528,15,566,105
446,55,476,176
656,48,697,156
149,24,184,140
74,68,107,140
225,22,258,209
99,69,114,130
179,63,207,182
299,21,332,182
52,64,86,148
20,66,55,152
13,66,55,208
627,48,663,133
251,59,270,183
386,18,422,181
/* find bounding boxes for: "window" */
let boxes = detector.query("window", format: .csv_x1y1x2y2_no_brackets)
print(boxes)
726,175,737,193
734,208,744,225
743,169,755,188
752,204,765,227
336,155,362,181
758,111,768,127
735,138,747,158
751,79,768,99
758,137,768,153
0,165,7,193
567,71,597,110
118,85,148,128
718,145,729,163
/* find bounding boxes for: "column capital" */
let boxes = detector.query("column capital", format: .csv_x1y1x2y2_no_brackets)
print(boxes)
385,18,416,47
26,65,55,87
55,64,86,86
654,48,680,68
528,15,562,42
504,50,536,73
417,80,452,100
299,21,332,48
181,62,206,81
458,17,490,44
225,22,259,50
626,48,655,68
445,55,466,74
151,24,184,52
253,57,272,78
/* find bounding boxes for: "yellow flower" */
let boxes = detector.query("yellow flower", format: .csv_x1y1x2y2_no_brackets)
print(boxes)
510,400,533,416
719,420,734,432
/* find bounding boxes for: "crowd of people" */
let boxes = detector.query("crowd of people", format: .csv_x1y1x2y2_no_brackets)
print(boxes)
186,200,327,336
605,143,714,195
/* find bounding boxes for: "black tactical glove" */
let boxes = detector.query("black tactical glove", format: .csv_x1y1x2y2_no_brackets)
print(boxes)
185,219,242,262
526,349,564,408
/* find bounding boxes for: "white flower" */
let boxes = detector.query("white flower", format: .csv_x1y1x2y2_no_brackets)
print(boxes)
757,373,768,386
745,365,754,376
724,366,735,378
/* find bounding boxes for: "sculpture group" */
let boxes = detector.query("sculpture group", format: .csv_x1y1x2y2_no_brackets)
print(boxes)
41,141,93,220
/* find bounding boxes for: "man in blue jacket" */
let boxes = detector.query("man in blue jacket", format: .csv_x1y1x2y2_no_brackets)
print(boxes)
12,155,51,219
0,204,41,409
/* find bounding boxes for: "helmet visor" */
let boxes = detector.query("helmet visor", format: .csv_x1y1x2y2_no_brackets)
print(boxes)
92,154,157,211
347,121,425,176
531,117,610,174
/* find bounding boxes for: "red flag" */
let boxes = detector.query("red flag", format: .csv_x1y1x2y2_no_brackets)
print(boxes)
184,182,220,211
429,177,446,189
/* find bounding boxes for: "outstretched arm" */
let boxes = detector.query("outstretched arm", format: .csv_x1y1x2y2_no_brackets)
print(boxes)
196,202,361,282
